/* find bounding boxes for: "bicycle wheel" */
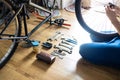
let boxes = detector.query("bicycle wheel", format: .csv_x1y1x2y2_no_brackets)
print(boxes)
75,0,120,41
0,1,21,69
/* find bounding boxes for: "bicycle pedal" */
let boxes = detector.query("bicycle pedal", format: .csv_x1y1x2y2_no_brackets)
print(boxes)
20,41,33,48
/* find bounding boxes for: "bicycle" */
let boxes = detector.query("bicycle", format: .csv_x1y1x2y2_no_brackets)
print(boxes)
75,0,120,42
0,0,60,69
1,0,118,69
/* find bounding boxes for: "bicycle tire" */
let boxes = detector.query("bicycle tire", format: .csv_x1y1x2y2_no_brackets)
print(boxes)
0,0,21,69
75,0,119,41
0,2,5,18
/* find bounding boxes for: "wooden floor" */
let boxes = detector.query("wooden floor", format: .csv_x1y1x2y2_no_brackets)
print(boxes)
0,10,120,80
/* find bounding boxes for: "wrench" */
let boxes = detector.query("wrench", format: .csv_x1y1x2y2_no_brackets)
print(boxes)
59,43,73,50
54,45,72,54
51,52,64,59
54,34,64,41
47,31,61,41
61,40,75,47
51,50,66,59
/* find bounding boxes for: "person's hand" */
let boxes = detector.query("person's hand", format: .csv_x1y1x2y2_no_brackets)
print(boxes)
114,5,120,11
107,4,120,17
105,5,117,22
105,5,120,35
114,6,120,17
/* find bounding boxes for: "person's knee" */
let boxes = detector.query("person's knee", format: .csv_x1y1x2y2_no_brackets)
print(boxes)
79,43,120,68
79,43,110,64
79,43,95,60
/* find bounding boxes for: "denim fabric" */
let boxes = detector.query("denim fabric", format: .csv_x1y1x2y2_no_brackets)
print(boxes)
80,37,120,69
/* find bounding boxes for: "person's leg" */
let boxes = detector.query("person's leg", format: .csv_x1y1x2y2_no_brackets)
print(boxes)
79,37,120,68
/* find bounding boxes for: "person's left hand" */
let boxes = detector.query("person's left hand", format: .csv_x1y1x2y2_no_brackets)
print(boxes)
105,6,118,22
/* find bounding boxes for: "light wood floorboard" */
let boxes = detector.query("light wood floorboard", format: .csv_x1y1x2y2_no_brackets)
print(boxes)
0,10,120,80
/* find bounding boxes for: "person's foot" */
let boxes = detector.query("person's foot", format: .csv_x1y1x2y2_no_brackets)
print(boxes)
81,0,91,10
82,6,91,10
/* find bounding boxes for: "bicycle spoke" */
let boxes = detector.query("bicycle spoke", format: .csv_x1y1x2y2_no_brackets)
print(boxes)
75,0,119,35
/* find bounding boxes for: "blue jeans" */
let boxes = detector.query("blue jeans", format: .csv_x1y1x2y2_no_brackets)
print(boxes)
80,37,120,69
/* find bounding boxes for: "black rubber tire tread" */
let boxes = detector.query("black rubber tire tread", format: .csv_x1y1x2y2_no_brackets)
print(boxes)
0,1,22,69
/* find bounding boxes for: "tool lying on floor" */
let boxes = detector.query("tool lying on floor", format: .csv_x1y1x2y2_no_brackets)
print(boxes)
54,45,72,54
59,43,73,50
61,40,75,47
32,12,71,27
42,42,53,49
61,38,77,45
51,50,66,59
47,31,63,41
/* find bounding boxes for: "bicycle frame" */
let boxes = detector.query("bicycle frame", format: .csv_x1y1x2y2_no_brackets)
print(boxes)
0,0,52,41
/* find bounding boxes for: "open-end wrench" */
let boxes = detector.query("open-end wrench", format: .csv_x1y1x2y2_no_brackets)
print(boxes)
51,50,66,59
54,45,72,54
59,43,73,50
54,34,64,41
61,40,75,47
47,31,61,41
51,52,64,59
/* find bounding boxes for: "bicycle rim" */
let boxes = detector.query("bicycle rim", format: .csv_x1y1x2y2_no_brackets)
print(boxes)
0,1,21,69
75,0,119,37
